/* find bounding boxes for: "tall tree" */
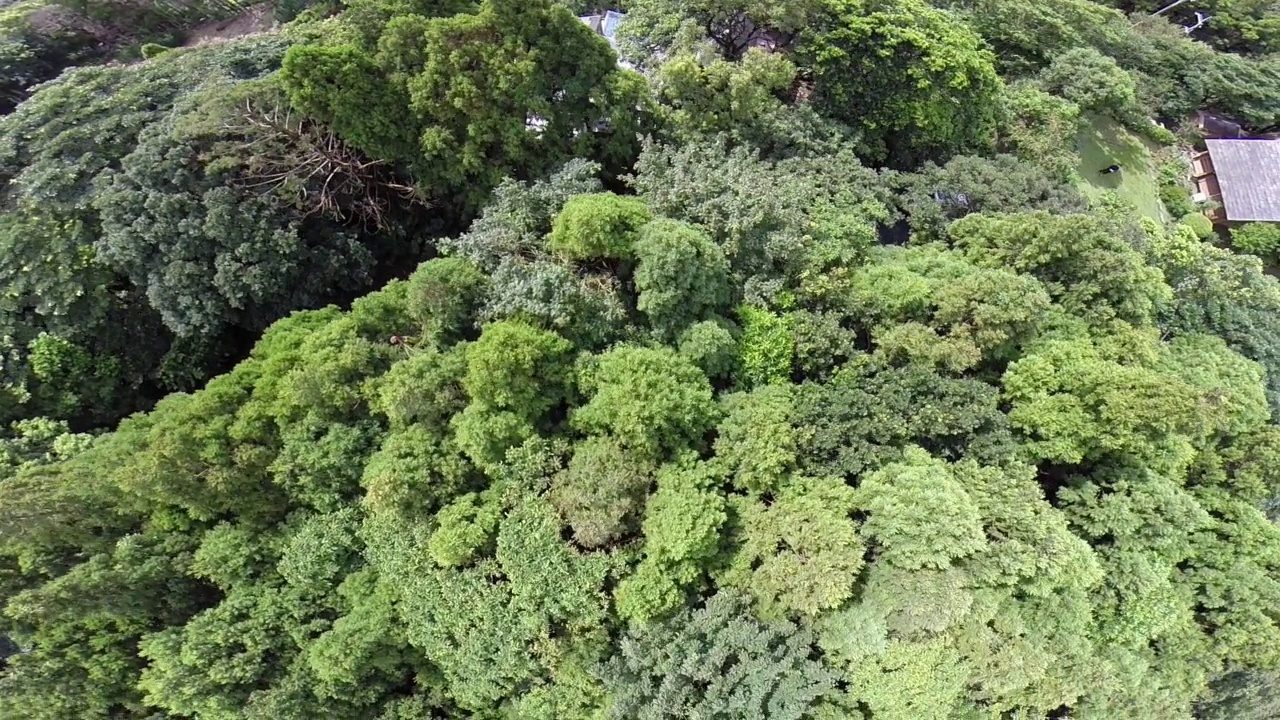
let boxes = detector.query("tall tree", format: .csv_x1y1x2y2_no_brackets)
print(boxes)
800,0,1003,168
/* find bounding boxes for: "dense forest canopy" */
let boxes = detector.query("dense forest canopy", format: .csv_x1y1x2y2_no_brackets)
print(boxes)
2,0,1280,717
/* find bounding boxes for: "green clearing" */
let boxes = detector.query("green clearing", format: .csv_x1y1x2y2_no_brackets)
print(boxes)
1075,113,1168,222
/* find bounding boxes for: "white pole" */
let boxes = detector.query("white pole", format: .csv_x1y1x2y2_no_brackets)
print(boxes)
1153,0,1194,16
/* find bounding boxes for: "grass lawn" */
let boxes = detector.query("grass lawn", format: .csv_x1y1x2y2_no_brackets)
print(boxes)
1074,114,1168,222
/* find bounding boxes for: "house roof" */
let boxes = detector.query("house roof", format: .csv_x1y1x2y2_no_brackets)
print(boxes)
579,11,625,44
1205,139,1280,222
1197,111,1246,139
601,10,625,40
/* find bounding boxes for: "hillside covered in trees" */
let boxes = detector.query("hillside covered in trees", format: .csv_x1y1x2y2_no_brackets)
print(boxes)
2,0,1280,717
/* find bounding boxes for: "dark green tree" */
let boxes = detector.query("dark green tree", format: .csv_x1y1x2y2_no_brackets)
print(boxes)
603,590,837,719
800,0,1002,168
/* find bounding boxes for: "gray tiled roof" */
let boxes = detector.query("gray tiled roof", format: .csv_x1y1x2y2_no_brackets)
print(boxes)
602,10,625,39
1206,139,1280,222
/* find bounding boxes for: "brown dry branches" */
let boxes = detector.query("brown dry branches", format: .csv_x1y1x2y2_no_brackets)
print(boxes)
222,96,425,230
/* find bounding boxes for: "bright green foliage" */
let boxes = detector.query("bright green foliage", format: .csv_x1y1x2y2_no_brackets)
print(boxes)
280,43,420,163
948,212,1172,327
428,490,502,566
284,0,647,208
737,305,793,387
406,258,487,342
633,219,733,335
361,426,471,518
844,637,969,720
801,0,1003,167
136,584,308,719
634,461,726,571
278,508,363,593
332,0,477,47
1146,221,1280,414
1038,47,1142,125
678,320,739,380
1231,222,1280,259
845,244,1052,370
1182,213,1216,240
1002,326,1264,469
604,591,837,720
23,332,120,419
855,449,987,571
997,82,1082,180
464,320,574,416
402,0,640,196
0,417,91,481
1161,334,1269,438
548,193,653,261
713,385,797,494
1,529,206,718
651,49,807,148
958,459,1101,594
367,491,610,713
303,568,413,701
573,346,720,459
452,404,538,472
719,476,864,618
370,346,469,431
616,460,727,624
815,453,1108,717
1002,330,1196,466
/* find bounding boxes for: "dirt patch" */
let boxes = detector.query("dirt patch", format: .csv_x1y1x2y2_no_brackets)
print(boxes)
182,3,276,47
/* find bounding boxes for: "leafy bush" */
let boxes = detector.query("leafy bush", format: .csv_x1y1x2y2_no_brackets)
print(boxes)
1141,122,1178,145
737,305,794,388
138,42,169,59
1160,184,1197,219
800,0,1002,168
1038,47,1141,123
547,192,652,261
1231,223,1280,259
1181,213,1215,240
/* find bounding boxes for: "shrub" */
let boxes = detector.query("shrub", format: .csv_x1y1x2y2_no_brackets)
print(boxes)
737,305,793,388
406,257,487,341
547,192,652,261
140,43,170,59
1156,153,1191,187
1231,223,1280,259
1181,213,1215,240
1139,122,1178,146
1159,184,1196,219
678,320,738,380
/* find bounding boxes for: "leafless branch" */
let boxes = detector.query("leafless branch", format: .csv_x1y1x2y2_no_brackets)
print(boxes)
219,97,430,230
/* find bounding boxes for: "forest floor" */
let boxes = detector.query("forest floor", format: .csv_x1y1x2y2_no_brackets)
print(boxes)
1075,113,1168,222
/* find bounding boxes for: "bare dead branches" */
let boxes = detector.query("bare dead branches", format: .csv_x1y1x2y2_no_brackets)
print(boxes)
221,96,426,230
